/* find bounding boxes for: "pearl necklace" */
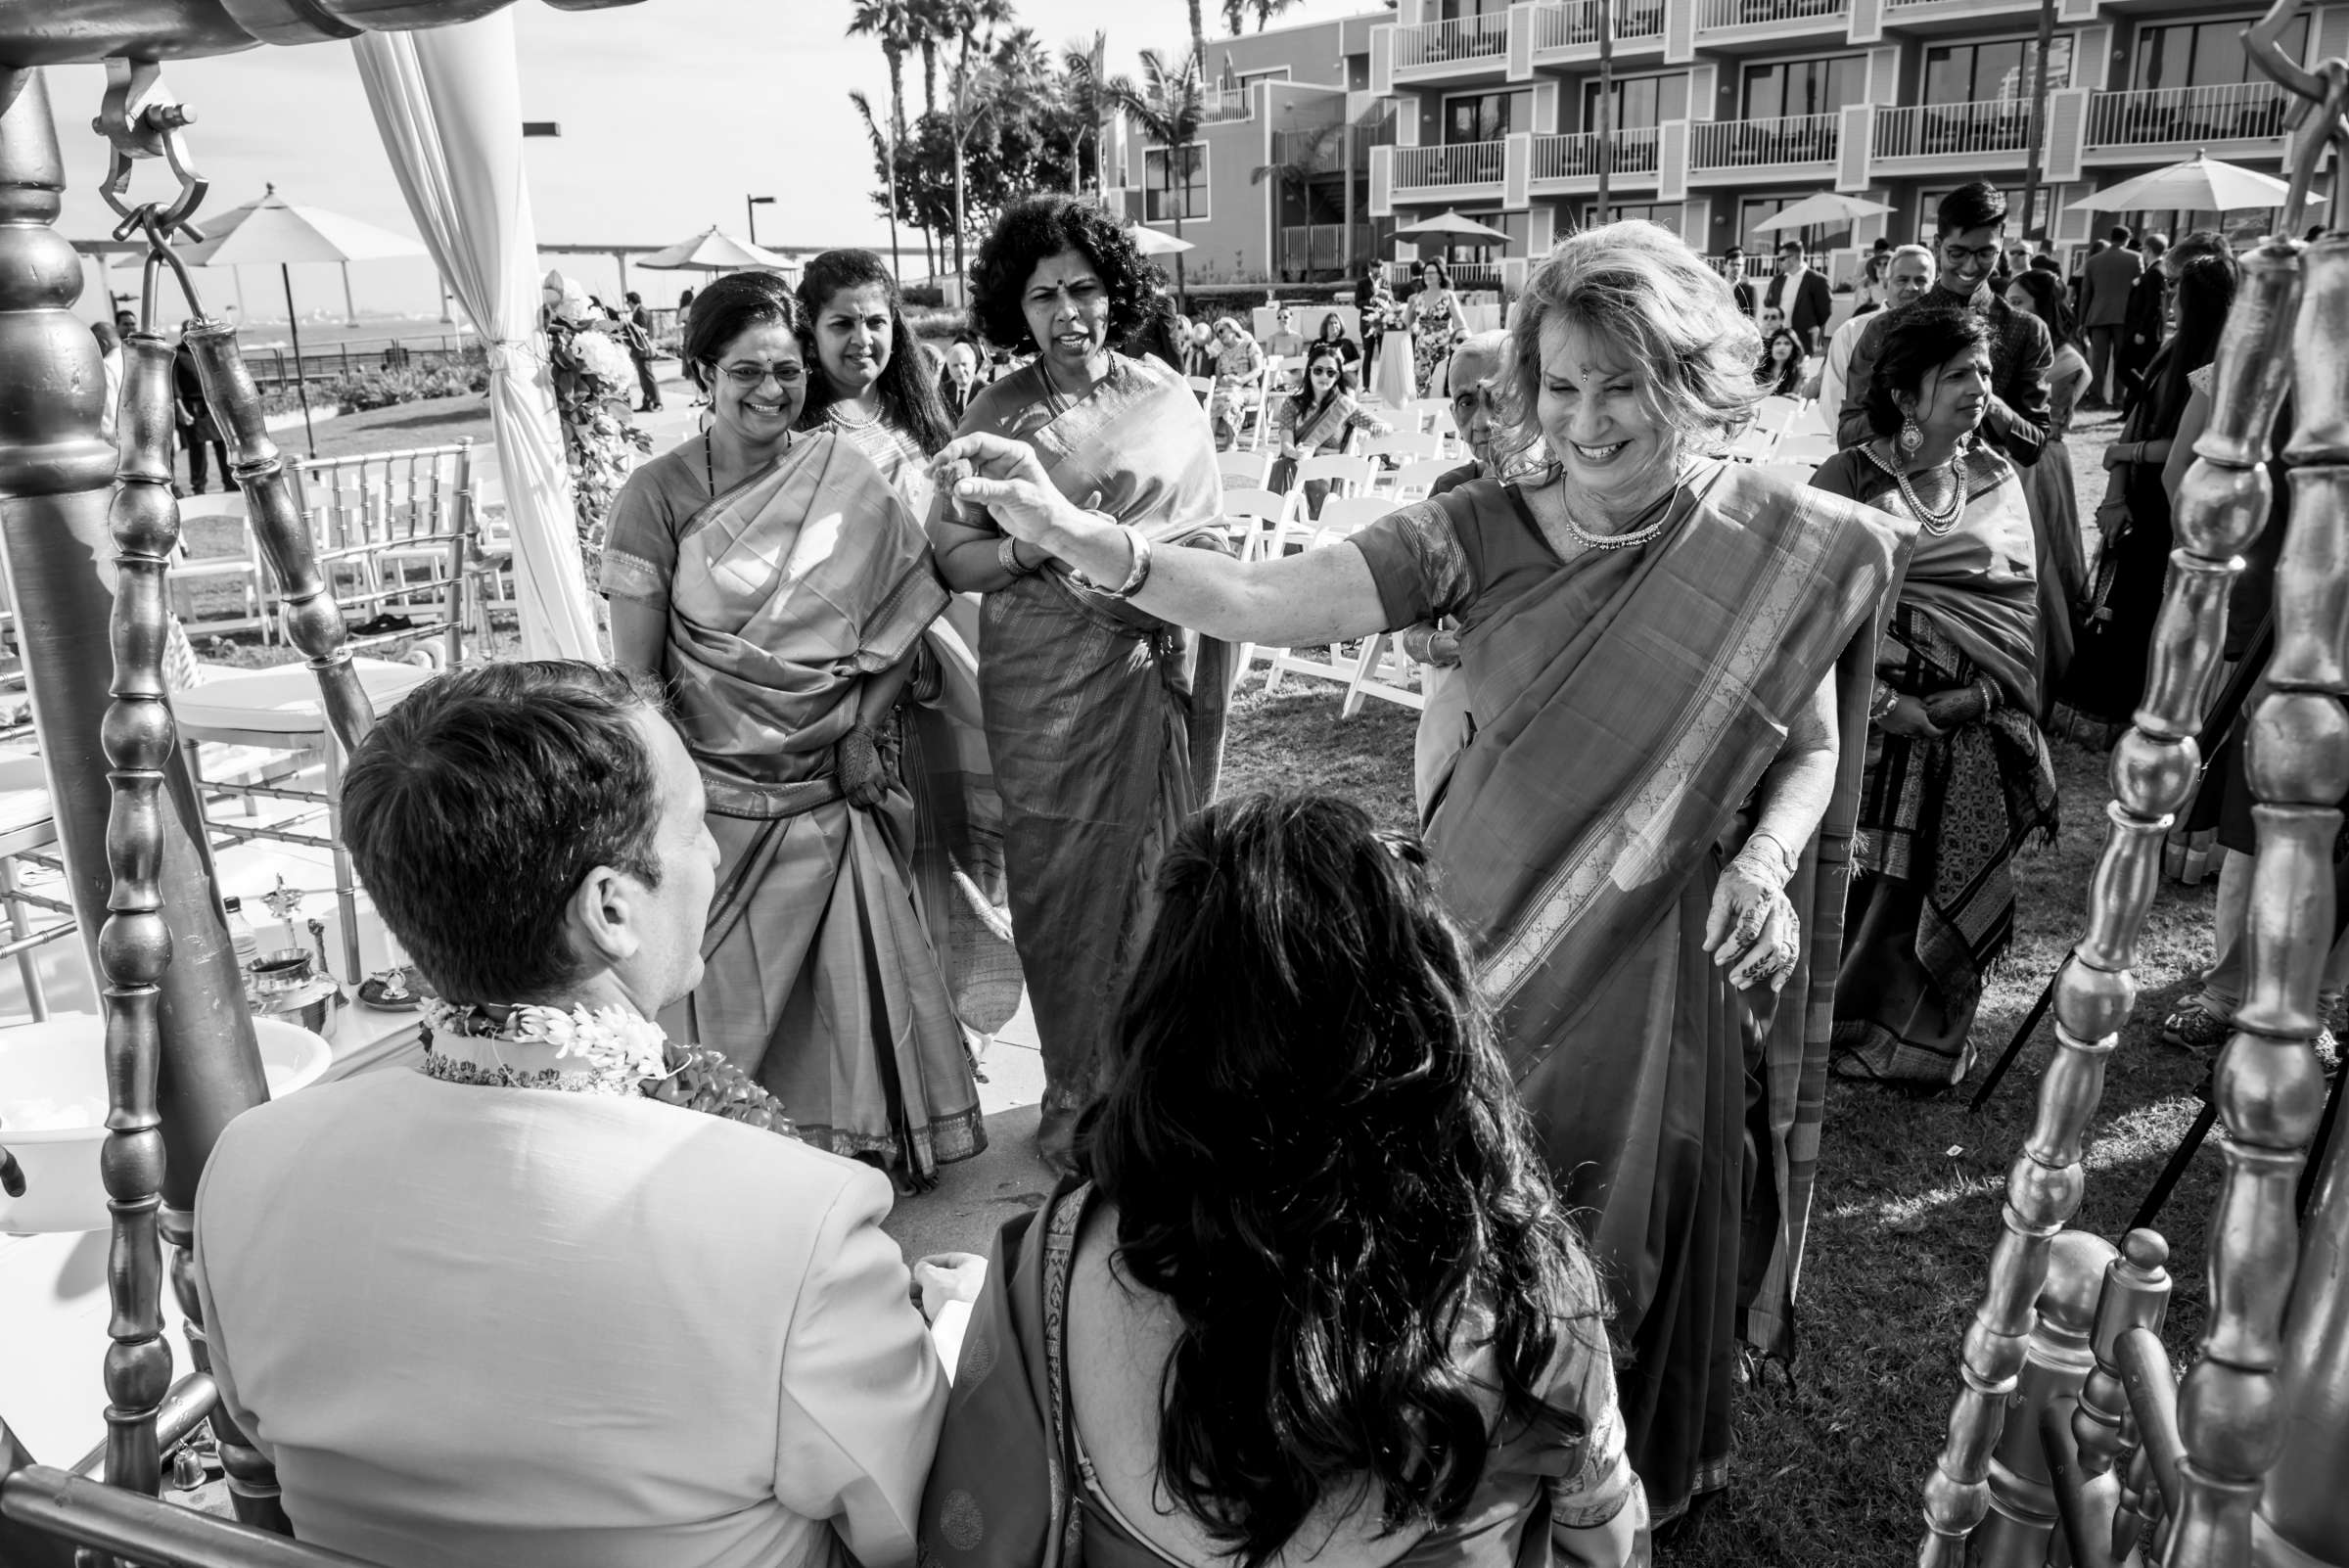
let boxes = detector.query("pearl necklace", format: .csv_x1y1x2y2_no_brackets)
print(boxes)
825,396,885,433
1890,449,1965,534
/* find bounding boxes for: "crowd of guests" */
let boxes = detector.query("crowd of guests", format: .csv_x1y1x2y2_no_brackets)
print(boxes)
178,179,2271,1568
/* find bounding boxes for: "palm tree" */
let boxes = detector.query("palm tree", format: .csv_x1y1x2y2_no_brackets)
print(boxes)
849,91,905,285
938,0,1015,284
909,0,949,116
1106,48,1208,305
1060,32,1111,196
1220,0,1301,32
847,0,915,278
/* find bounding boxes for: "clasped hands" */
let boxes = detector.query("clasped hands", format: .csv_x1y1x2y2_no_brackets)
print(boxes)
1877,687,1987,740
1701,843,1801,994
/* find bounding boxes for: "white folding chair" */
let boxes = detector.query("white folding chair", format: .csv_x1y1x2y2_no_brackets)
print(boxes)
1384,458,1458,503
172,524,271,642
1724,425,1779,464
1313,494,1397,535
1291,453,1377,501
1218,449,1274,490
1752,394,1803,438
1342,632,1426,716
1221,485,1296,563
1772,432,1839,468
1783,398,1833,438
1186,375,1215,404
1360,431,1446,466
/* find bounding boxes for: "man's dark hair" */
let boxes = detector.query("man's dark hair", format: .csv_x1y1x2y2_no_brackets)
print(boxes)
969,195,1163,354
1865,303,1993,439
1775,239,1802,256
343,661,669,1004
1725,245,1744,258
2029,253,2062,275
1936,181,2008,236
2109,225,2133,247
624,290,642,305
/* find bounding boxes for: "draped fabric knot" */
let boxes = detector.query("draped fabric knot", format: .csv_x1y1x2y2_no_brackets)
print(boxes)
483,336,548,383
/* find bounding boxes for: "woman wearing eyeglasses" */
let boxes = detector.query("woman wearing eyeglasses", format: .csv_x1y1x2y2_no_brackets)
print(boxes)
1267,343,1393,516
601,270,985,1190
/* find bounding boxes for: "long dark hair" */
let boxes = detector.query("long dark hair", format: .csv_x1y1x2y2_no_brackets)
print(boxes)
794,249,954,455
1080,793,1596,1568
1293,341,1355,430
2005,267,2079,354
1760,328,1807,397
2131,242,2237,440
682,271,806,397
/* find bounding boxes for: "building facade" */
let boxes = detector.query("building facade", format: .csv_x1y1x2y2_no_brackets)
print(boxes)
1104,0,2335,290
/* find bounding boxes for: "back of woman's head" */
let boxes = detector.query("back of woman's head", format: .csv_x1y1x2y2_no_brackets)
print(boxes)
1083,793,1589,1568
2137,242,2238,433
683,272,806,396
1864,302,1991,438
794,248,953,452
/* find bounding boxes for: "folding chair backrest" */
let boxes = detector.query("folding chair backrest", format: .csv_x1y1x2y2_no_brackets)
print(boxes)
293,438,476,669
1772,433,1838,468
1783,398,1833,438
1218,449,1274,489
1221,486,1296,561
1386,458,1459,501
1315,494,1397,535
1752,394,1803,438
1293,454,1377,496
1723,425,1778,464
1360,431,1445,463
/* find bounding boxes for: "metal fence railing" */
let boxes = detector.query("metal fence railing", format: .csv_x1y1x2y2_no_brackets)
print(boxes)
2085,81,2291,148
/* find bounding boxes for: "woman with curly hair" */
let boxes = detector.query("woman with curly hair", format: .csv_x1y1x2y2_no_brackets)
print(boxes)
936,220,1908,1521
929,194,1230,1174
602,270,984,1187
921,794,1647,1568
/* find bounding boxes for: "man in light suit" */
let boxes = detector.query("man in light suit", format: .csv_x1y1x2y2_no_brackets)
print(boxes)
2078,223,2142,409
195,661,947,1568
1765,239,1834,355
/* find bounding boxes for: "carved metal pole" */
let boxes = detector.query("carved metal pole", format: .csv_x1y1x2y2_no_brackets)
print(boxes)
1917,175,2301,1568
1971,1231,2113,1567
2159,230,2348,1568
2071,1230,2172,1565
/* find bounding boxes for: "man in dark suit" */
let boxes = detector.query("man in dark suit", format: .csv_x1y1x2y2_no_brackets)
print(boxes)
2117,232,2169,407
1835,181,2053,467
2078,224,2142,409
1765,239,1834,354
1722,247,1756,317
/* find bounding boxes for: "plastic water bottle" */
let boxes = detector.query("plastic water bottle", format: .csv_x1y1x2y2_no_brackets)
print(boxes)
222,897,258,969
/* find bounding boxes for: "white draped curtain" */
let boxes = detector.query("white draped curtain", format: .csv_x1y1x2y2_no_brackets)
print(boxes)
352,13,601,661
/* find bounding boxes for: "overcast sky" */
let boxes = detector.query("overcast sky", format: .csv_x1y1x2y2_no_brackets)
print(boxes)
51,0,1372,327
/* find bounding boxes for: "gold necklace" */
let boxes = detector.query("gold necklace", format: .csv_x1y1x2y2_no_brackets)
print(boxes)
1543,463,1684,551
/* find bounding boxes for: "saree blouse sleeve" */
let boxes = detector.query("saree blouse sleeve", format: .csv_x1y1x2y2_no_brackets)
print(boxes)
600,447,695,605
1349,496,1477,629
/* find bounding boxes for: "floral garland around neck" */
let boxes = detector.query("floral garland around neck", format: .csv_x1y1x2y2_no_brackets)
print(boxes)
422,998,796,1138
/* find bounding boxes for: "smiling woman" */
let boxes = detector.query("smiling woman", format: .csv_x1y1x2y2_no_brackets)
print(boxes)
599,271,984,1189
933,220,1911,1525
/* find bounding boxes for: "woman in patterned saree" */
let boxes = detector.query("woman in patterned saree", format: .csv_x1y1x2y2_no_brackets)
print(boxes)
935,220,1909,1525
930,195,1231,1176
1267,341,1393,515
603,271,985,1188
1811,305,2059,1086
797,248,1025,1053
919,794,1646,1568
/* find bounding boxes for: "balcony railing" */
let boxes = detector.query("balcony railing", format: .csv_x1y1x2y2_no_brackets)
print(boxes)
1688,112,1840,170
1391,16,1511,71
1695,0,1847,29
1200,85,1252,123
1271,118,1396,171
2086,81,2291,149
1278,223,1382,274
1533,0,1668,50
1393,140,1507,190
1871,100,2035,161
1384,259,1504,291
1531,127,1664,179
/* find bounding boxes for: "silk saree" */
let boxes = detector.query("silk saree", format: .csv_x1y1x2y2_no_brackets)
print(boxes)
602,431,985,1183
1812,446,2059,1086
1353,464,1910,1521
945,355,1231,1168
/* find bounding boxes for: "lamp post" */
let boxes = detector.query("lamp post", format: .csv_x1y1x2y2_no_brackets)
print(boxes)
747,194,775,249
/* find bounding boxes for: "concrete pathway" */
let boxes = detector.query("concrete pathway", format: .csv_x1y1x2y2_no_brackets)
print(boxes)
880,992,1059,1263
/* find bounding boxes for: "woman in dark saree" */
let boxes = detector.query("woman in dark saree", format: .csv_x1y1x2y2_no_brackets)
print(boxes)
930,196,1230,1174
935,221,1910,1525
1812,305,2059,1086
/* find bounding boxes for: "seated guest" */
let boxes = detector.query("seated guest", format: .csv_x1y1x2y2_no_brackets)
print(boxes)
1313,308,1361,373
1811,307,2058,1086
1207,315,1267,447
921,794,1649,1568
194,661,946,1568
1428,329,1517,496
1757,326,1807,396
1264,302,1307,366
1267,342,1392,514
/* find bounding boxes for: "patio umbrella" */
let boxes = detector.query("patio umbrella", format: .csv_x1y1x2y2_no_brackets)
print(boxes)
1391,210,1511,244
180,185,429,456
635,226,796,272
1128,224,1196,256
1747,191,1896,236
2066,152,2290,215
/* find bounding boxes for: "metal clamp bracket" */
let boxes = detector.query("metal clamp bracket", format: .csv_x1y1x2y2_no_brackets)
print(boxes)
92,60,207,241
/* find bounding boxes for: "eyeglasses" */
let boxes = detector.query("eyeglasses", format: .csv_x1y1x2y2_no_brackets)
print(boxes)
714,360,804,389
1941,242,2002,267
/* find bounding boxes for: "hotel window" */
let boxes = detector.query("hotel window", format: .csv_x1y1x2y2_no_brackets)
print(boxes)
1142,143,1210,222
1444,89,1530,143
1440,0,1510,21
1739,55,1865,120
2131,14,2307,89
1580,71,1690,131
1923,35,2074,104
1577,201,1686,230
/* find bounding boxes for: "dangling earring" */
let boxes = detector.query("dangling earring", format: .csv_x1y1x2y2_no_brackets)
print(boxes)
1899,413,1923,456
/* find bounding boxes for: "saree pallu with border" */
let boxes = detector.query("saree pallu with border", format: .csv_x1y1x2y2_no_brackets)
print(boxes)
955,357,1232,1146
663,433,985,1182
1424,465,1909,1521
1827,454,2060,1086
